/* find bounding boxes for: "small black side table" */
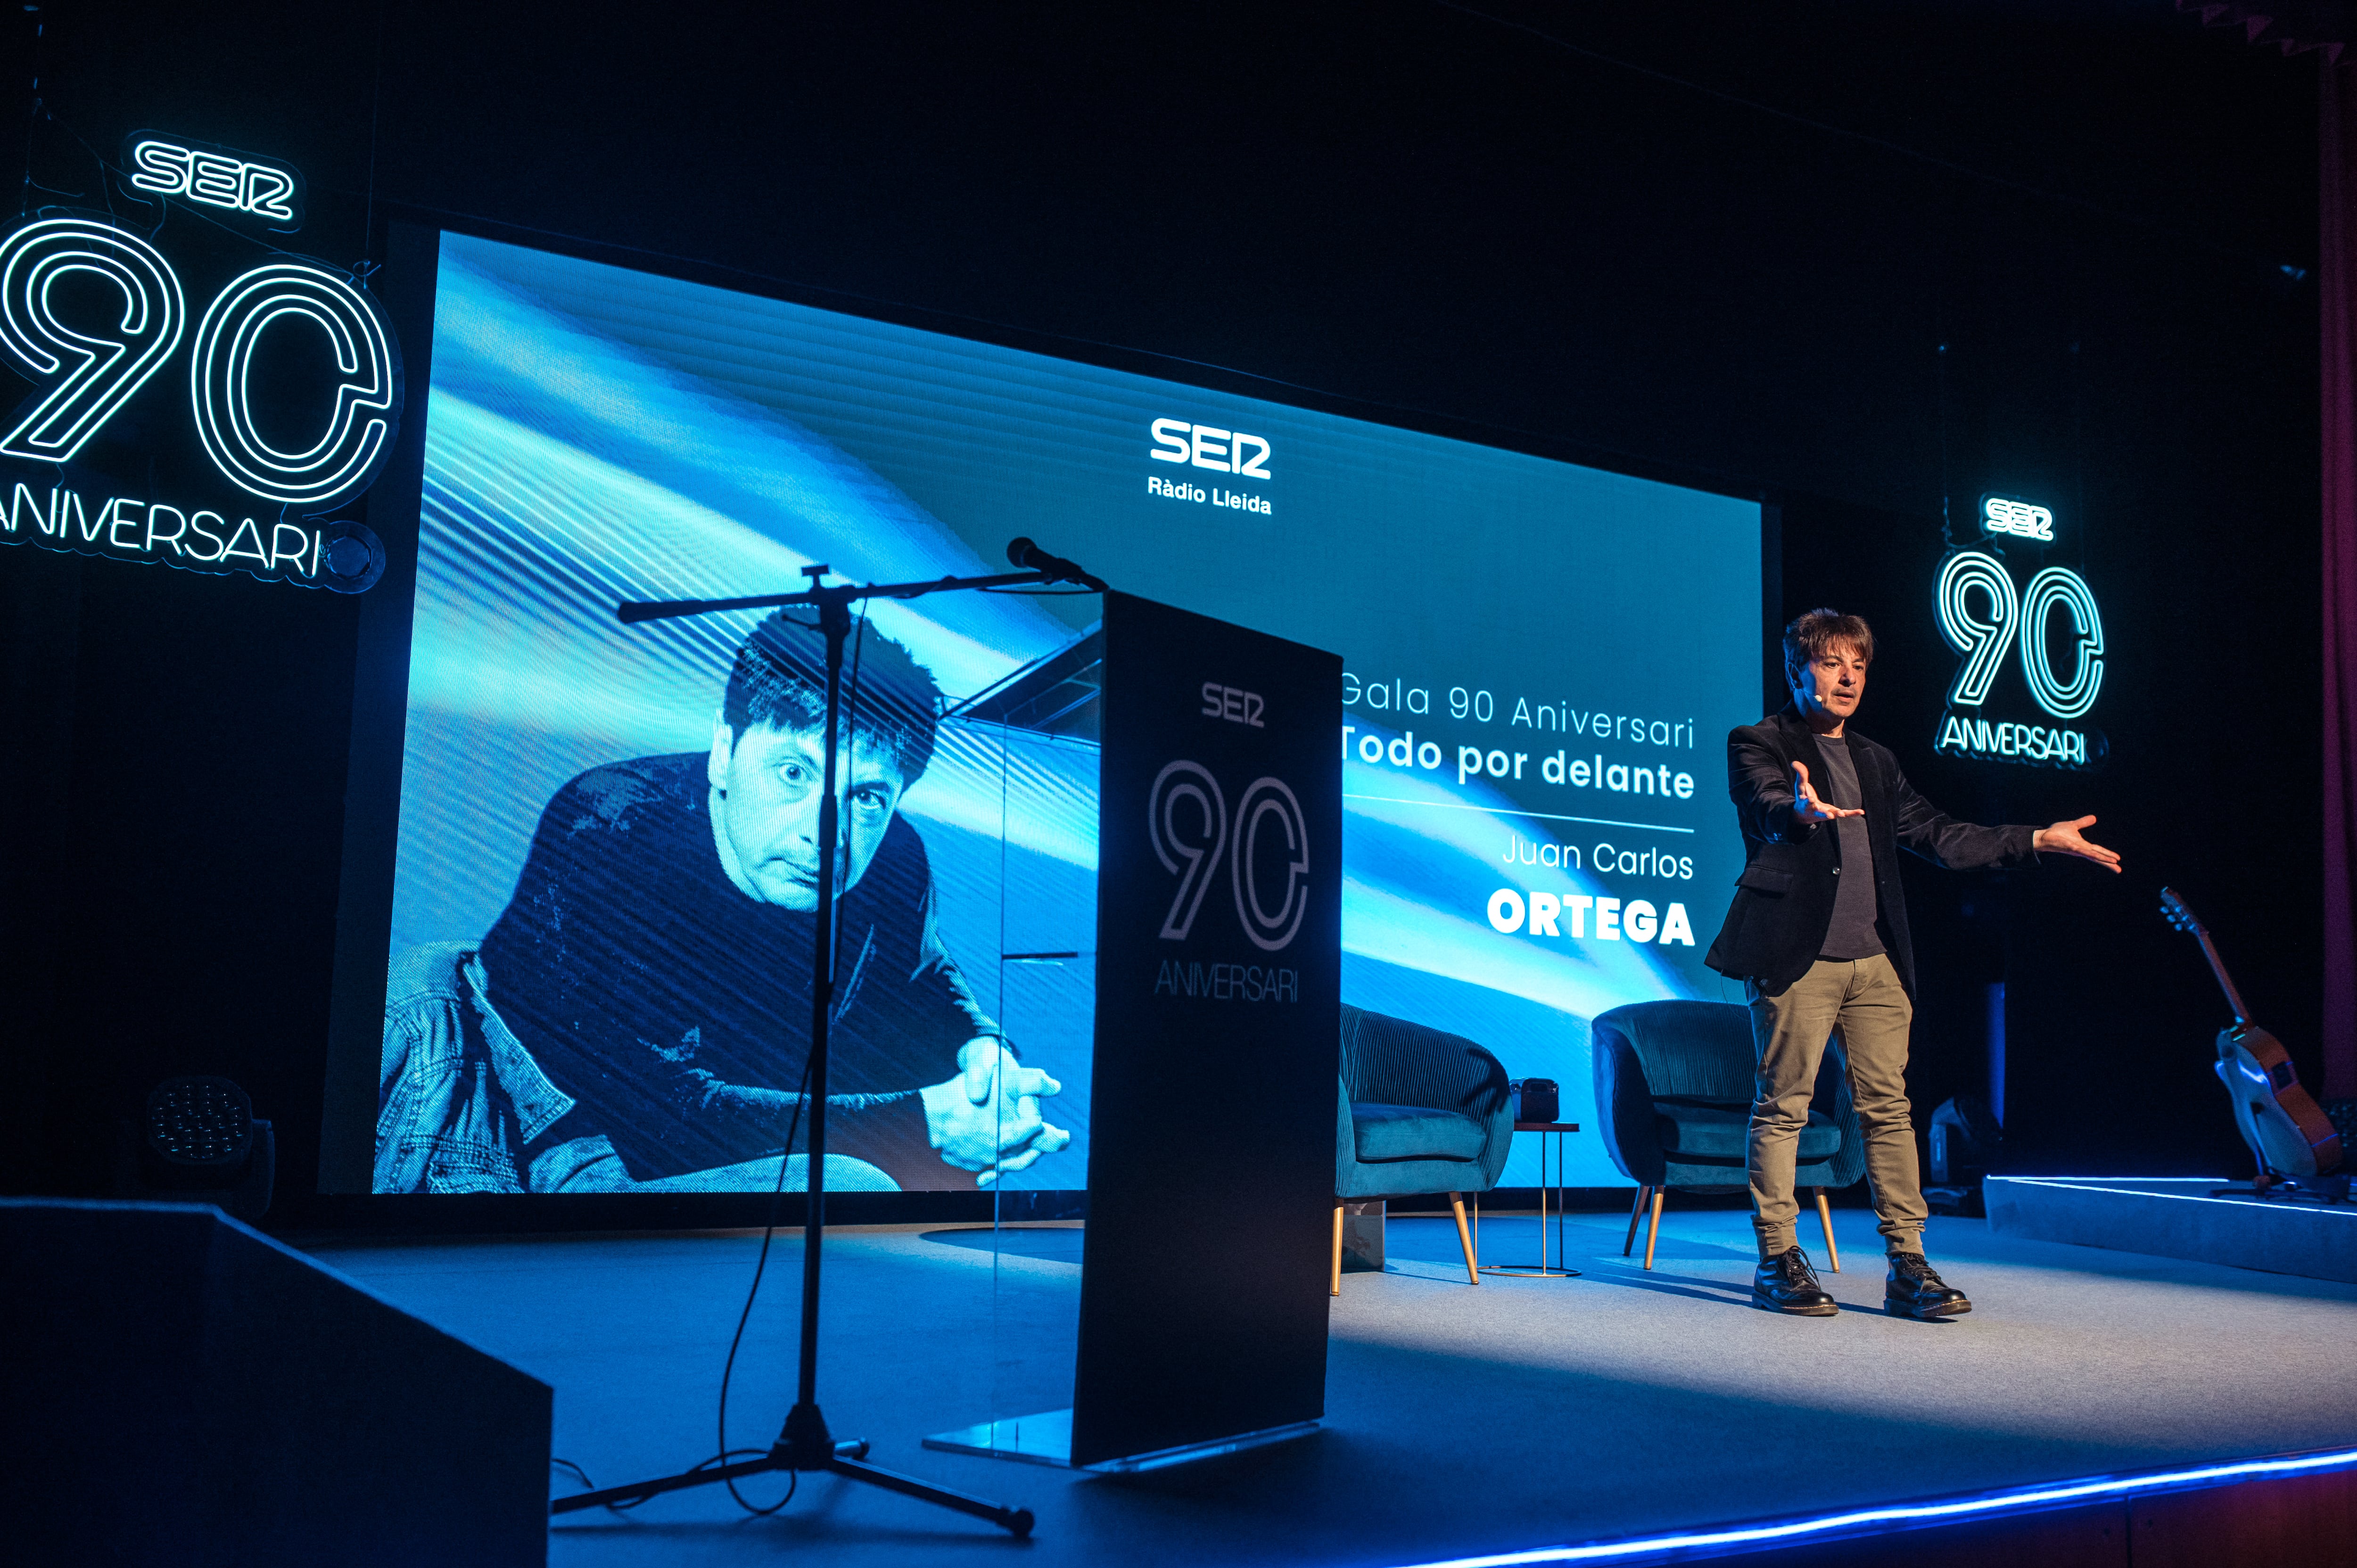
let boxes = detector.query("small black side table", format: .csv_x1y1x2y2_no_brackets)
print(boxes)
1475,1121,1582,1279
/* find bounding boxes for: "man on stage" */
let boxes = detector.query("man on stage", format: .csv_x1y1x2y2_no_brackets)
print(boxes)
1706,609,2119,1318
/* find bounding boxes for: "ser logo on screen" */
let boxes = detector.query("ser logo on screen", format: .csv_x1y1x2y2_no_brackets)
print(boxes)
1150,417,1270,478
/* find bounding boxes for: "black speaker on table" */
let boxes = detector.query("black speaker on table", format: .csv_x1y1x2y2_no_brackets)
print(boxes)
1511,1078,1560,1124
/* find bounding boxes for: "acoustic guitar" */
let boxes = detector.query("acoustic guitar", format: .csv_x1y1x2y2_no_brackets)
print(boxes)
2159,888,2343,1182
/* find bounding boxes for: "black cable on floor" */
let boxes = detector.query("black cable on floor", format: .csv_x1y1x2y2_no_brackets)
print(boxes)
549,1457,657,1513
715,1052,812,1517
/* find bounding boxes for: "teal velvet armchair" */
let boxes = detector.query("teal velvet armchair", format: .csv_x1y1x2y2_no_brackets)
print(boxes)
1333,1005,1514,1292
1590,1000,1864,1269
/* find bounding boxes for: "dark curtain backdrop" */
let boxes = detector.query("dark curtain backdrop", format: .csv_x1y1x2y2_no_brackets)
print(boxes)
0,0,2328,1213
2324,57,2357,1100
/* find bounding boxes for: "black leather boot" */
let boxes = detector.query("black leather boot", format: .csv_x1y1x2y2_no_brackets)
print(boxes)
1752,1246,1838,1315
1885,1252,1971,1319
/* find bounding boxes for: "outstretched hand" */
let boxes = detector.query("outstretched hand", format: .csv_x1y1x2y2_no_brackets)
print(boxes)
1791,762,1862,826
2033,814,2121,873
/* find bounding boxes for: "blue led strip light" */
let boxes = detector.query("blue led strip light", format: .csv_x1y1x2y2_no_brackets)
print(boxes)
1390,1446,2357,1567
1992,1176,2357,1215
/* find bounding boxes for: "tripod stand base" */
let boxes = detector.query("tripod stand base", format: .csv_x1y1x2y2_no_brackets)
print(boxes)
551,1437,1034,1536
924,1407,1319,1473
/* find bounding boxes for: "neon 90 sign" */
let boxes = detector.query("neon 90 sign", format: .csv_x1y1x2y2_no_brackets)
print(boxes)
1933,517,2107,769
189,261,399,505
0,221,187,464
1936,552,2105,720
0,217,399,503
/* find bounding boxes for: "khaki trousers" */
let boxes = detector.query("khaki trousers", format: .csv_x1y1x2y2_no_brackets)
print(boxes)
1746,954,1926,1258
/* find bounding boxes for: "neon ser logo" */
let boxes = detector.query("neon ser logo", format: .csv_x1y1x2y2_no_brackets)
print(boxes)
1150,418,1271,478
1981,494,2054,542
126,134,303,227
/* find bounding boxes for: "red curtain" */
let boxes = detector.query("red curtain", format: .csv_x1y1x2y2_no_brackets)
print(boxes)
2324,58,2357,1098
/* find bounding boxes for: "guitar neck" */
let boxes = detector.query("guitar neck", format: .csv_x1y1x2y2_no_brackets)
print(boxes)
2191,928,2253,1028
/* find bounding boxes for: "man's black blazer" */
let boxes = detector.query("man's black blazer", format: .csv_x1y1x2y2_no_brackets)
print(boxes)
1703,707,2036,999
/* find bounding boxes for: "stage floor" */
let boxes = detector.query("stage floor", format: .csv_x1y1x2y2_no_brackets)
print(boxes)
304,1206,2357,1567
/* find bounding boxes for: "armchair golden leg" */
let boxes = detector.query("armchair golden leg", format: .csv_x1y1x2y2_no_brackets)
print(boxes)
1332,1202,1344,1296
1642,1187,1665,1270
1813,1186,1840,1273
1623,1184,1651,1256
1448,1192,1479,1285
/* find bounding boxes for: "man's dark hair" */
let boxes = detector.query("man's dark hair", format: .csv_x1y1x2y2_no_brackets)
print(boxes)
1783,607,1875,691
722,610,942,785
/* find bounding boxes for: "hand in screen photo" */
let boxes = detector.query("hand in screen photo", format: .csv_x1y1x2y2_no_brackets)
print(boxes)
922,1038,1070,1184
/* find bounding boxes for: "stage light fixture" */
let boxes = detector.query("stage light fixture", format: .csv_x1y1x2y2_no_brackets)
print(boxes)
144,1075,254,1181
133,1075,275,1222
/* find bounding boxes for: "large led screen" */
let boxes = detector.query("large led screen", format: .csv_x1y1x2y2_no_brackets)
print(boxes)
371,230,1760,1194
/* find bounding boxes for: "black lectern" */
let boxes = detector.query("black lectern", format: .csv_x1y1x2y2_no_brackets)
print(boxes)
926,590,1343,1470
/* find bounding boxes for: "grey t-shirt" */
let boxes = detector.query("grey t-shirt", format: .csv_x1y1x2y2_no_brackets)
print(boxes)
1813,736,1884,961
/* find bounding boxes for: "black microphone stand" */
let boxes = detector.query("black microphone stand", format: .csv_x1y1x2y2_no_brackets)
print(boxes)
551,557,1093,1537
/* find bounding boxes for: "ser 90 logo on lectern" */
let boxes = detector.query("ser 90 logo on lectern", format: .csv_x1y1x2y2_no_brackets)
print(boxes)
1148,761,1310,952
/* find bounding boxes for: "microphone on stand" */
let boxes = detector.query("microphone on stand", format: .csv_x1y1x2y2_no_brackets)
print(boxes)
1006,536,1108,593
